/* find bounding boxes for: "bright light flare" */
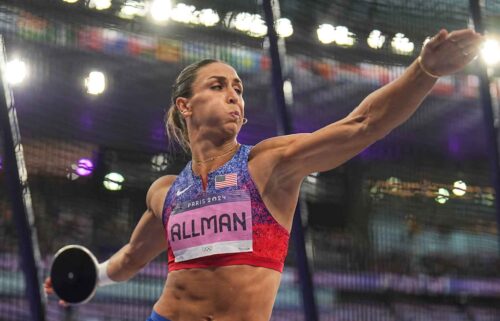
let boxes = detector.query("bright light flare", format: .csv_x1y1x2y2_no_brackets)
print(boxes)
481,38,500,66
150,0,172,22
276,18,293,38
85,71,106,95
5,59,28,85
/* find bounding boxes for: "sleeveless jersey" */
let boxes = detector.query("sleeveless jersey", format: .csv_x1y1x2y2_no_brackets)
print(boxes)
162,145,290,272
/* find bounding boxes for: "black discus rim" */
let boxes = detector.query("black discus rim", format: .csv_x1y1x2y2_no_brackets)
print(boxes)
50,245,99,304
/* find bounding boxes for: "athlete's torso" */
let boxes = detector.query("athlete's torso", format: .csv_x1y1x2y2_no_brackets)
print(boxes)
155,144,290,321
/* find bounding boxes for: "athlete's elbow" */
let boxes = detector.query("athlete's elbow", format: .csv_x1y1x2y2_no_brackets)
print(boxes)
355,114,389,142
122,245,148,270
352,104,397,141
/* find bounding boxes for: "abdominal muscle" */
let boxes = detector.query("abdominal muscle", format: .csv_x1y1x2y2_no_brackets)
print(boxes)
153,265,282,321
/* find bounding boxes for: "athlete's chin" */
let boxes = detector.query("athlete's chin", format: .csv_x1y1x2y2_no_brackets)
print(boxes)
221,123,241,138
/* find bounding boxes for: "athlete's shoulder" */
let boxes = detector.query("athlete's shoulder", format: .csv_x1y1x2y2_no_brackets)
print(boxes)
249,134,307,160
146,175,177,215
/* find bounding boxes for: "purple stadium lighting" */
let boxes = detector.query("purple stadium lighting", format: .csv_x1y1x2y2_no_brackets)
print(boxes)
76,158,94,176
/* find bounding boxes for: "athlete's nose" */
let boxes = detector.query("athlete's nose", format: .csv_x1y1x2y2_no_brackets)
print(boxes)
227,89,239,105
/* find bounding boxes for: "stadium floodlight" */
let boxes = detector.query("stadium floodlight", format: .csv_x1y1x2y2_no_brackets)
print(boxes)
198,9,219,27
367,30,385,49
317,24,335,44
276,18,293,38
481,38,500,66
452,180,467,196
85,71,106,95
435,188,450,204
5,58,28,86
391,33,414,54
283,79,293,105
170,5,219,26
103,172,125,191
119,0,147,19
232,13,267,37
151,153,168,171
76,158,94,176
233,12,253,32
62,0,79,4
317,24,355,46
171,3,196,24
88,0,111,10
150,0,172,23
248,21,267,38
386,176,401,192
333,26,355,46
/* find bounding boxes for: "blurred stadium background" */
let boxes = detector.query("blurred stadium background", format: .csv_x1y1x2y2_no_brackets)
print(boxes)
1,0,500,320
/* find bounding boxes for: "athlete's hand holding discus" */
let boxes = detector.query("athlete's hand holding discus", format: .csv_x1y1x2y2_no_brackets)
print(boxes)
44,245,117,306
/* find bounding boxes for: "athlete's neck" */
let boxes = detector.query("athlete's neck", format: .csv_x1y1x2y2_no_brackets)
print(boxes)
190,140,239,177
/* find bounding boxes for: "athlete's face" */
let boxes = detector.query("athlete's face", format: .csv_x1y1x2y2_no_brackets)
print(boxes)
177,62,245,137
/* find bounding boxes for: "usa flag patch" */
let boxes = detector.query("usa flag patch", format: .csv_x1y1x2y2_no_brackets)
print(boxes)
215,173,237,189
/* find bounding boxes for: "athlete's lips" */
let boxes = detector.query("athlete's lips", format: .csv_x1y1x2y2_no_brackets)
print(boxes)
229,111,241,119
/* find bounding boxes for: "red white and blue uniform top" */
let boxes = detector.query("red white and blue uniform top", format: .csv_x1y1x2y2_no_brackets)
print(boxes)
162,144,290,272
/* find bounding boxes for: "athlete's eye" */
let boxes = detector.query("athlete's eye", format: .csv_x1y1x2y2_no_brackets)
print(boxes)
211,85,223,90
234,88,243,95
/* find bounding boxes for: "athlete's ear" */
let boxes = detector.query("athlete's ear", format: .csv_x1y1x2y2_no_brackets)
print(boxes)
176,97,192,117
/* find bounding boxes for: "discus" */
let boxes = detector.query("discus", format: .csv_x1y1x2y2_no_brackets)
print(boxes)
50,245,98,304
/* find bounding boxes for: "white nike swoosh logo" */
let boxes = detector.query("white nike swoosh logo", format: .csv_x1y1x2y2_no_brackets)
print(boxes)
176,185,192,196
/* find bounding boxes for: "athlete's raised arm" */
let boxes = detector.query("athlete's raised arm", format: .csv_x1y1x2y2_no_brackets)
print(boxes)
256,29,483,185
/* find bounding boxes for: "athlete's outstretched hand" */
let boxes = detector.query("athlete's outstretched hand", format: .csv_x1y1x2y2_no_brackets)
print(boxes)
44,277,70,307
419,29,484,77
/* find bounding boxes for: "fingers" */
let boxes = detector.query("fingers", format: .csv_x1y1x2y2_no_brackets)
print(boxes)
462,39,483,57
44,277,71,307
43,277,54,295
447,29,480,42
59,300,70,307
449,33,483,61
425,29,448,50
447,30,482,50
429,29,482,53
420,28,484,76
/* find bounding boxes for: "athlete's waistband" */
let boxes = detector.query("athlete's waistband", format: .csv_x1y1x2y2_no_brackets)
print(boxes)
146,310,172,321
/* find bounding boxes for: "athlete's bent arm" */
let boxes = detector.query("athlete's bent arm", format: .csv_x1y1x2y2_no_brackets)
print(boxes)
257,29,482,183
105,176,174,282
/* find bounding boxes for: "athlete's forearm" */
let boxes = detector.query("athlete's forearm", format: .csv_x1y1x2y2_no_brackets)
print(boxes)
105,243,149,282
348,59,437,139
